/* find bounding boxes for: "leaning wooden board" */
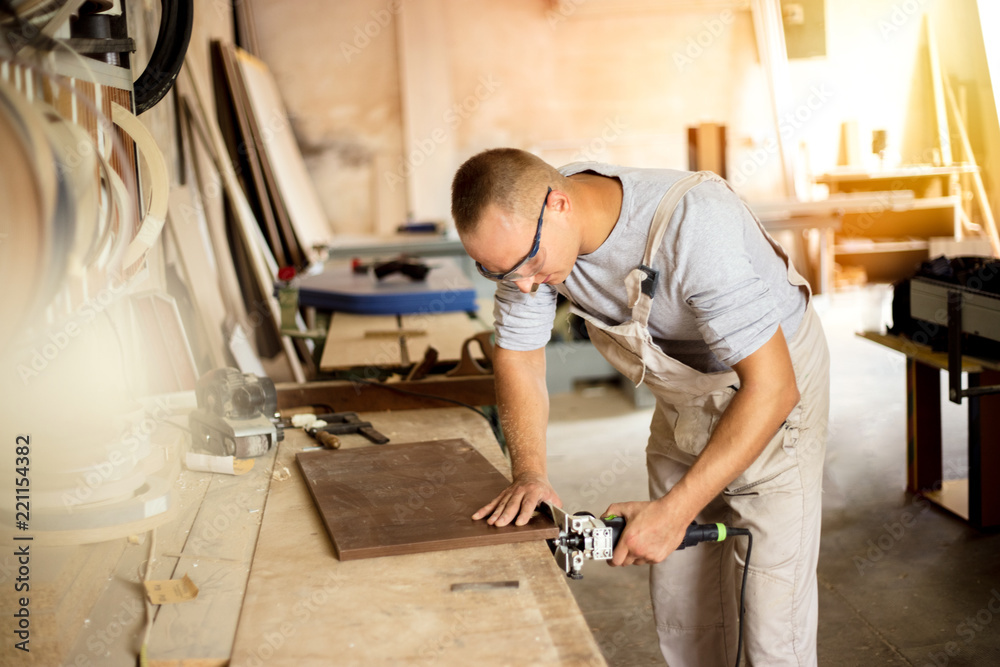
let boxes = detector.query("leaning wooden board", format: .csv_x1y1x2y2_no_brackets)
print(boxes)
297,439,558,560
229,408,605,666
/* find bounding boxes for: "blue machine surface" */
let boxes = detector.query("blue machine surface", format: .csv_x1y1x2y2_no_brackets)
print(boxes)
295,258,478,315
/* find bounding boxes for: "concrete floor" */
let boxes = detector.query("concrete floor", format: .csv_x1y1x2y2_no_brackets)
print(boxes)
545,287,1000,666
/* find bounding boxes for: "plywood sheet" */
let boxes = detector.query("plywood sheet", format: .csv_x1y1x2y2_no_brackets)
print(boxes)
296,438,557,560
233,48,333,256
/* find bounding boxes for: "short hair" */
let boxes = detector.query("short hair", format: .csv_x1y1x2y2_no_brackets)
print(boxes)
451,148,565,235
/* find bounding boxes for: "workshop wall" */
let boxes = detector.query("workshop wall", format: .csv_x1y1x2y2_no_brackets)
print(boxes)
249,0,998,234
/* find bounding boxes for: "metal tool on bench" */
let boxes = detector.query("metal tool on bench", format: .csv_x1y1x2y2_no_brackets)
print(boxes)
188,368,284,458
305,412,390,449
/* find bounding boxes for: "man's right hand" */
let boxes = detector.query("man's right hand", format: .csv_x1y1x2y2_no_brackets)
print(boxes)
472,472,562,527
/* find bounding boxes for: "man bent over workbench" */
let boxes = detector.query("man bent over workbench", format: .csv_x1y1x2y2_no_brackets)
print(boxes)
452,148,829,667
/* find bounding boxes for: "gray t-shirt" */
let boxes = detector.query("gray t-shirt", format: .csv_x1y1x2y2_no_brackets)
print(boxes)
492,162,808,373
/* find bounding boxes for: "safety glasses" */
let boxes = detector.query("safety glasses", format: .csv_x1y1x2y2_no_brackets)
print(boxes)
476,187,551,282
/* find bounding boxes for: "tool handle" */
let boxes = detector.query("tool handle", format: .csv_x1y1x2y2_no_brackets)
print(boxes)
678,521,726,550
316,431,341,449
601,517,725,551
601,515,627,550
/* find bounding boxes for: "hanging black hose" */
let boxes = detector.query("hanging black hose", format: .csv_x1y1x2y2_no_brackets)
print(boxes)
133,0,193,115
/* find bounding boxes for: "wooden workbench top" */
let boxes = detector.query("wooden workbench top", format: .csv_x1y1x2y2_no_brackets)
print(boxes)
229,408,604,666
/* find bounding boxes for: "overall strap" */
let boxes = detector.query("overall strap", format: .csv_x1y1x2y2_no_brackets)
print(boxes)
626,171,716,327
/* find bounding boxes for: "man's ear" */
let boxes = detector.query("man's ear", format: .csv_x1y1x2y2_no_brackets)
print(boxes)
547,189,570,216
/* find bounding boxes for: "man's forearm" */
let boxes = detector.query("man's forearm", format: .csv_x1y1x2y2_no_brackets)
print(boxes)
493,346,550,478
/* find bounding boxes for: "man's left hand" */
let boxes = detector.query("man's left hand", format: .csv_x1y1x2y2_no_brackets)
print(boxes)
603,499,689,566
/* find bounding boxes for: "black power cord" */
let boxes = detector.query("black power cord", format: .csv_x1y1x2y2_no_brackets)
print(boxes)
670,522,754,667
725,527,753,667
343,376,502,443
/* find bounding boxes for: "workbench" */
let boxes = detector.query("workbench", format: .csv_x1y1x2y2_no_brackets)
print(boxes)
859,331,1000,528
230,408,603,666
32,406,602,665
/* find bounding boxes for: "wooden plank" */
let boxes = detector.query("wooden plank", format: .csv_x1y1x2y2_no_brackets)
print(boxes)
942,74,1000,257
814,165,979,185
695,122,726,178
180,64,306,383
232,48,332,257
177,98,253,339
923,479,969,521
165,187,229,370
229,410,605,666
400,311,487,364
275,375,497,412
224,42,306,269
213,40,289,268
857,331,1000,372
146,445,279,664
924,15,953,167
320,313,403,370
297,439,557,561
750,0,796,197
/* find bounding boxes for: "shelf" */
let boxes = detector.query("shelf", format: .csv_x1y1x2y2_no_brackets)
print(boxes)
834,238,929,254
924,479,971,520
815,164,980,184
909,195,962,210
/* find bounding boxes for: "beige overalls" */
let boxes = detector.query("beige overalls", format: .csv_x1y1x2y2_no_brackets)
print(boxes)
571,172,830,666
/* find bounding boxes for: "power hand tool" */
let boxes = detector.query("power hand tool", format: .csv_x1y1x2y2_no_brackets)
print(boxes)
543,501,746,579
542,502,754,667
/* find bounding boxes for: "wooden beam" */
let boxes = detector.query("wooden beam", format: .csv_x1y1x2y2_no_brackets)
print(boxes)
924,16,953,167
942,74,1000,257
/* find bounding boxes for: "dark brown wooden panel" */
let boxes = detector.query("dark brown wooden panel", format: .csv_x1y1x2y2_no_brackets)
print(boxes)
296,438,557,561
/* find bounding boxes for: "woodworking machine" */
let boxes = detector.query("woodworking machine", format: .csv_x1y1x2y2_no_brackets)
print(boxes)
188,368,284,458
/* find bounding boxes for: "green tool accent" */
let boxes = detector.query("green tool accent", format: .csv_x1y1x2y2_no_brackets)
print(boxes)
716,523,727,542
